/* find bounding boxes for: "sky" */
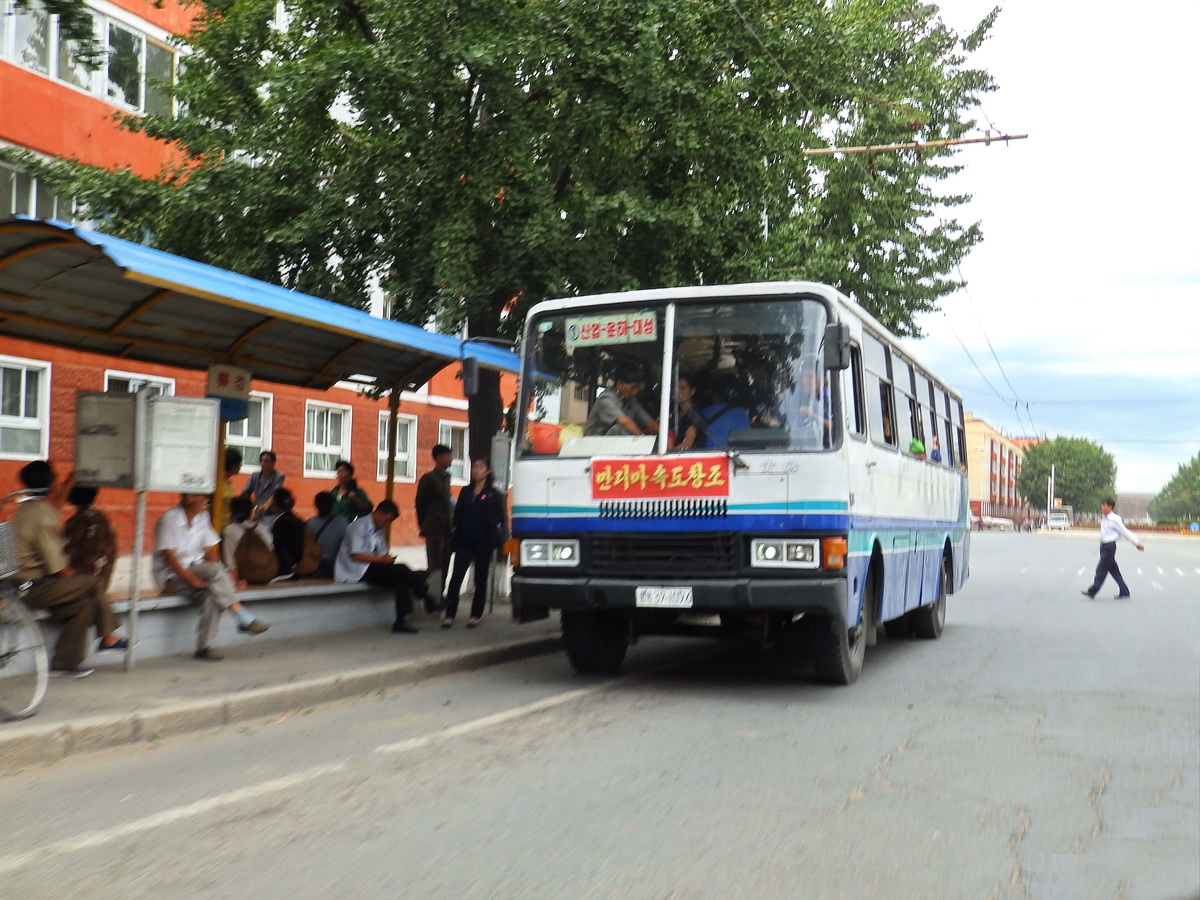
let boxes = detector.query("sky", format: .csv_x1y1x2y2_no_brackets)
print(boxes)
900,0,1200,494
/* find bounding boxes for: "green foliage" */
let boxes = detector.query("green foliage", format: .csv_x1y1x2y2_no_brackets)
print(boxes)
15,0,998,448
1149,454,1200,521
1016,438,1116,514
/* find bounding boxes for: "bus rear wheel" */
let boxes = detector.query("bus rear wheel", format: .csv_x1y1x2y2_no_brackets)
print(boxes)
562,610,628,674
911,558,948,639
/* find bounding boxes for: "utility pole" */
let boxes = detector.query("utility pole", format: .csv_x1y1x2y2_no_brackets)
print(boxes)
1046,464,1055,531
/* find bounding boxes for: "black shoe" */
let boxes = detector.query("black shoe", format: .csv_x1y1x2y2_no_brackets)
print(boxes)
97,637,128,652
193,648,224,661
391,620,419,634
1080,591,1096,599
1115,593,1131,599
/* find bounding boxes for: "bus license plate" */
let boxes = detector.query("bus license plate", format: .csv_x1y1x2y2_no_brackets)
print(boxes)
635,586,694,608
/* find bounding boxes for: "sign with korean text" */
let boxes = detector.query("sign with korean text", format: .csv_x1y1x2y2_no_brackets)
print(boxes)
207,364,252,399
591,455,731,500
565,310,657,349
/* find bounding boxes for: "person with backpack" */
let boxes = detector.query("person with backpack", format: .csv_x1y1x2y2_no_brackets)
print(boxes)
155,493,270,661
306,491,348,579
222,496,278,585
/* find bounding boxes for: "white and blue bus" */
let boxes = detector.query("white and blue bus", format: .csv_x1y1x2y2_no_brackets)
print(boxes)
511,282,969,684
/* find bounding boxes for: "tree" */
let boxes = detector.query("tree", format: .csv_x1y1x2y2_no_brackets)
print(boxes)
1149,454,1200,522
1016,438,1116,514
9,0,998,460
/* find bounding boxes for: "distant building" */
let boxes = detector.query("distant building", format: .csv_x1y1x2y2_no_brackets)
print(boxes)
965,413,1033,525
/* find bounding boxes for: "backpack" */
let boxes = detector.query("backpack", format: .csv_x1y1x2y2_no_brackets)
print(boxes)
293,523,324,577
235,523,279,584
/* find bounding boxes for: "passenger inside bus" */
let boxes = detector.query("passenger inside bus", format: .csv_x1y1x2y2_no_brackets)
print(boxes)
584,366,660,437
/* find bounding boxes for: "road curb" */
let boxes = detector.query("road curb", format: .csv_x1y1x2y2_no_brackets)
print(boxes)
0,634,562,772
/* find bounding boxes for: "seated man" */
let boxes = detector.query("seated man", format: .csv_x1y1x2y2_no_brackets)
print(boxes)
154,492,269,662
306,491,348,579
335,499,435,634
584,366,660,437
13,460,125,677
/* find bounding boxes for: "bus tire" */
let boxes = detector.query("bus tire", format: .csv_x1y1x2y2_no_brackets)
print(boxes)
562,610,628,674
811,616,865,685
911,557,948,639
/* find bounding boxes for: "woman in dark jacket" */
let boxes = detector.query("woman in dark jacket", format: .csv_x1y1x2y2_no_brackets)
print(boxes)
269,488,307,578
442,458,507,628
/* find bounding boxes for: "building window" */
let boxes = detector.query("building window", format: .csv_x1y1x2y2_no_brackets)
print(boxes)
377,413,417,482
0,163,74,221
305,402,350,477
0,0,176,116
438,421,468,482
225,394,271,471
105,370,174,396
0,357,48,457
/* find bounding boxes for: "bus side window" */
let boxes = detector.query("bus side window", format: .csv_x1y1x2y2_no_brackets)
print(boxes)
878,382,896,446
848,345,866,436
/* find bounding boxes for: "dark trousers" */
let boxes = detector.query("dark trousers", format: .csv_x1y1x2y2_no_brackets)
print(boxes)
444,538,493,621
362,563,426,622
23,574,102,669
1087,542,1130,596
423,534,452,594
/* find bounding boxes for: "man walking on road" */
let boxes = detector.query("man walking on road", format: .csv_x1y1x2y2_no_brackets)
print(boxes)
415,444,454,604
1082,496,1145,600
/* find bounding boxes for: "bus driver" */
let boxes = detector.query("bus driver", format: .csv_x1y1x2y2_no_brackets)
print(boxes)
585,366,660,437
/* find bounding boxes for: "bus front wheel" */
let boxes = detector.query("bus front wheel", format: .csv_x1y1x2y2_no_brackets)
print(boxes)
562,610,628,674
811,616,865,685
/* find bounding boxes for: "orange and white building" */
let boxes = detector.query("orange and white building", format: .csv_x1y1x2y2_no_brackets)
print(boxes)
1,0,488,548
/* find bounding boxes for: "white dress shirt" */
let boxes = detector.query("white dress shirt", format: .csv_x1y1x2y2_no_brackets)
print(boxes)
1098,511,1140,546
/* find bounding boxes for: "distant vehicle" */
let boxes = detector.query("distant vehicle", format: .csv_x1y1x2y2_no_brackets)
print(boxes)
1047,509,1071,531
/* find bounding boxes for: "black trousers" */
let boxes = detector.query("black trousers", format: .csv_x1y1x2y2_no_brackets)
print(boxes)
1087,542,1130,596
444,538,493,621
362,563,426,621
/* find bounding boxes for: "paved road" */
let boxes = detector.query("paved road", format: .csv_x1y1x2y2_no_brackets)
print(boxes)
1,533,1196,899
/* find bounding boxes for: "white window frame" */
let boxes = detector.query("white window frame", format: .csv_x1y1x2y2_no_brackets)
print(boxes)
224,392,272,473
104,369,174,396
0,354,50,460
438,420,469,484
304,400,351,478
376,412,418,483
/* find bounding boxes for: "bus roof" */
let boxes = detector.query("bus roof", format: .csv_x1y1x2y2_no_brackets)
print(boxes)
524,281,963,404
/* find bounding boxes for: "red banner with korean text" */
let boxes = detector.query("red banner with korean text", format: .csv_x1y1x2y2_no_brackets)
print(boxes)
591,455,731,500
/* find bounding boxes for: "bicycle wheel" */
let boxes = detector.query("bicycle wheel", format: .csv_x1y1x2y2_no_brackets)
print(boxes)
0,595,48,720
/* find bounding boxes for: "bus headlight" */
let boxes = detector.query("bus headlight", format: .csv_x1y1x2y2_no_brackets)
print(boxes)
751,539,819,569
520,539,581,567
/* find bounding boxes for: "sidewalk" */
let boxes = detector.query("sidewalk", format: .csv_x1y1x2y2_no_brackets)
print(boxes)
1,602,562,774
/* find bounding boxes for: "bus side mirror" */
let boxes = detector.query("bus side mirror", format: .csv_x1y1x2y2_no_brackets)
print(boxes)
823,322,850,370
462,356,480,397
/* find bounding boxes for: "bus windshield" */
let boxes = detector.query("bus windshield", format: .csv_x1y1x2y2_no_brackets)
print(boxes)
521,296,834,457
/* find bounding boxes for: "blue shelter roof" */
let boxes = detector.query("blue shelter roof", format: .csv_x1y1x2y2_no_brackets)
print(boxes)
0,217,518,391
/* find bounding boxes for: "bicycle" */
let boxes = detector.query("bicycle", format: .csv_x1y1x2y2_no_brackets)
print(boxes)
0,490,49,721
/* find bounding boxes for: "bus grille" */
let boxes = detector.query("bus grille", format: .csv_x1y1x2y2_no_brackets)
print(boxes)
589,532,738,576
598,499,728,519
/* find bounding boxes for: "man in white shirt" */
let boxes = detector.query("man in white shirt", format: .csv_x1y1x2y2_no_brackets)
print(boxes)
1081,496,1145,600
335,499,433,634
154,493,270,661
